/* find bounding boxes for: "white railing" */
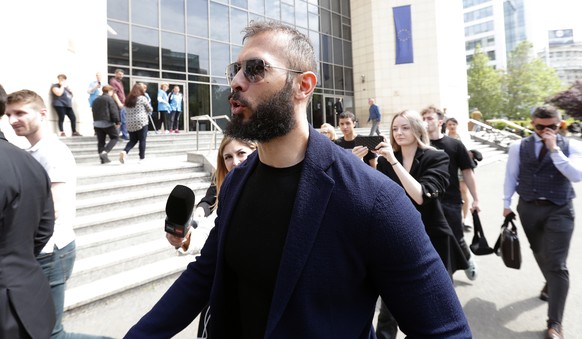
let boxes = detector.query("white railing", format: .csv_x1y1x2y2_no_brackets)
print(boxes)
469,118,531,150
190,115,231,150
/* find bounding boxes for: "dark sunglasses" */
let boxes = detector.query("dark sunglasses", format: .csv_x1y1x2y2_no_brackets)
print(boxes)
534,124,559,131
225,58,303,84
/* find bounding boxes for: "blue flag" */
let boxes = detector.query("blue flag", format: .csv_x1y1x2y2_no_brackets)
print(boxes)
393,5,413,64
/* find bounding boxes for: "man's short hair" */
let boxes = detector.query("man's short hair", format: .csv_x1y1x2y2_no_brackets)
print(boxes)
57,74,67,80
0,84,7,117
421,105,444,120
102,85,114,93
532,104,561,120
114,69,125,74
242,21,317,75
6,90,47,111
338,111,356,123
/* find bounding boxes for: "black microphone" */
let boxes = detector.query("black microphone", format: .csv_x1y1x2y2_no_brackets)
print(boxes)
164,185,195,237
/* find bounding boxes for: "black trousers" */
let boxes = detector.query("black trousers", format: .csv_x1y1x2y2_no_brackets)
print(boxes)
517,198,574,324
94,125,119,154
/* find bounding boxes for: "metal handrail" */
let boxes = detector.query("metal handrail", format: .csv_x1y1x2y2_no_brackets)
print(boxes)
468,118,527,151
190,115,231,150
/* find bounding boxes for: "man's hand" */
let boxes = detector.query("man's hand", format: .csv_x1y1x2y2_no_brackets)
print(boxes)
503,208,513,218
541,129,557,151
352,145,368,160
471,200,481,213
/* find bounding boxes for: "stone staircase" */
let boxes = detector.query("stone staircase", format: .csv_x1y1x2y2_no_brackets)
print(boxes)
62,132,222,313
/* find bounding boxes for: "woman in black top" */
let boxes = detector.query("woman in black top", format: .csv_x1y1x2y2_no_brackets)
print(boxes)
373,110,468,339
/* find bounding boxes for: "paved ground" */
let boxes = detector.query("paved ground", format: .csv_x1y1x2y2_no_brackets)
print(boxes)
63,155,581,338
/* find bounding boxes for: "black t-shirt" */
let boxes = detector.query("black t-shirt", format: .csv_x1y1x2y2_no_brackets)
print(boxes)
430,136,474,204
335,135,377,166
224,160,303,339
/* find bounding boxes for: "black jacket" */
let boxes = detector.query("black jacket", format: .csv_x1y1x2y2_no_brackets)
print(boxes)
0,132,56,338
92,94,120,124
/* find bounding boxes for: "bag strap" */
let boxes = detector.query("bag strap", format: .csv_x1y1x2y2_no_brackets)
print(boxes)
493,213,517,253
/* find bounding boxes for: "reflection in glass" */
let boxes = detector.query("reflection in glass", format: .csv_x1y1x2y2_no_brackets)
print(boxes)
281,3,294,25
344,67,353,92
108,21,130,66
265,0,280,20
320,9,331,35
162,32,186,71
332,13,341,37
132,26,160,69
211,84,231,129
341,0,350,16
295,0,308,28
230,8,247,44
343,40,352,67
334,65,343,90
162,72,187,80
248,0,264,15
321,34,331,63
321,63,332,89
187,0,208,37
210,2,229,41
232,0,247,10
211,42,230,77
331,0,340,13
308,11,318,31
133,69,160,78
188,83,210,130
188,37,209,74
107,0,129,21
131,0,158,27
333,37,343,64
162,0,185,32
311,94,323,127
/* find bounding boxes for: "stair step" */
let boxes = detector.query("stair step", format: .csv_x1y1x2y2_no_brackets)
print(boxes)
64,256,194,311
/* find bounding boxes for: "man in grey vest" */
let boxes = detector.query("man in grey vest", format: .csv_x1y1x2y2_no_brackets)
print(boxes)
503,105,582,339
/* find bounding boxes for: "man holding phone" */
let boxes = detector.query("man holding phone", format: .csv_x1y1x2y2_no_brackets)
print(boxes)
335,111,378,168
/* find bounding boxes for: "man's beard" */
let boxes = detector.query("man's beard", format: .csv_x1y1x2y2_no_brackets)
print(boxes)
225,80,295,142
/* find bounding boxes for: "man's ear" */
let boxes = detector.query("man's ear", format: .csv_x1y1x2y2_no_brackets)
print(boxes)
39,108,48,121
295,71,317,100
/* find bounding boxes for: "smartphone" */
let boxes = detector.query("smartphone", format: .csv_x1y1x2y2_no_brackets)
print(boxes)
354,136,384,150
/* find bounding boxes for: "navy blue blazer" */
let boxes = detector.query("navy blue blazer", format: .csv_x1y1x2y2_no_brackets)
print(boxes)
126,128,471,338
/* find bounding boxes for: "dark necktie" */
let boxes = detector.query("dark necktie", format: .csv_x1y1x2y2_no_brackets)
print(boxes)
538,141,547,162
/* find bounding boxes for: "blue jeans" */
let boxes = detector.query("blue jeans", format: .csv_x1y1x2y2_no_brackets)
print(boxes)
120,107,129,139
124,125,148,160
37,242,112,339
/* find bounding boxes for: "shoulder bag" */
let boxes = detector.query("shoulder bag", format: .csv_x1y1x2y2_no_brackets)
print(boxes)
493,213,522,269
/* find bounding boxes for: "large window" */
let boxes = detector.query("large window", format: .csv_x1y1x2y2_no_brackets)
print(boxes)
107,0,354,126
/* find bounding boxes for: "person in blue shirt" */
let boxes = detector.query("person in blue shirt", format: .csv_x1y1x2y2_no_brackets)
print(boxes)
168,85,183,133
87,72,102,107
157,83,171,133
368,98,381,136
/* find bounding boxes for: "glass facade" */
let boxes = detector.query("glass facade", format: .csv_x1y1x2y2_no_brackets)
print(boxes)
106,0,354,130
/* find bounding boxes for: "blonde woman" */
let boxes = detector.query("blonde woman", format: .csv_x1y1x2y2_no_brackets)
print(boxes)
319,123,336,141
373,110,468,338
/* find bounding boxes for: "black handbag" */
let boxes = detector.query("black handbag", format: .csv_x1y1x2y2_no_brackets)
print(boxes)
469,210,495,255
494,213,522,269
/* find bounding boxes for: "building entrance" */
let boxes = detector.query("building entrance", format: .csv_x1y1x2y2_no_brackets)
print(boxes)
132,78,188,132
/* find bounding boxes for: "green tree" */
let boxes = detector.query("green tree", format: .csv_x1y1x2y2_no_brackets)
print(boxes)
502,41,562,119
467,45,503,119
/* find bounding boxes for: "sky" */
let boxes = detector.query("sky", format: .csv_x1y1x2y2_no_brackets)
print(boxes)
528,0,582,50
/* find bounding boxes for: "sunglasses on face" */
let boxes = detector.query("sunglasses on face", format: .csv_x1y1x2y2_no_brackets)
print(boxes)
534,124,559,131
225,58,303,84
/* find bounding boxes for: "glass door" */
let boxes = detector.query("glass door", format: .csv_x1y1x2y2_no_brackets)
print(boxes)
132,78,188,132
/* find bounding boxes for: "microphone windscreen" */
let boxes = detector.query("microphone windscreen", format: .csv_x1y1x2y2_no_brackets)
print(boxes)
165,185,195,225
